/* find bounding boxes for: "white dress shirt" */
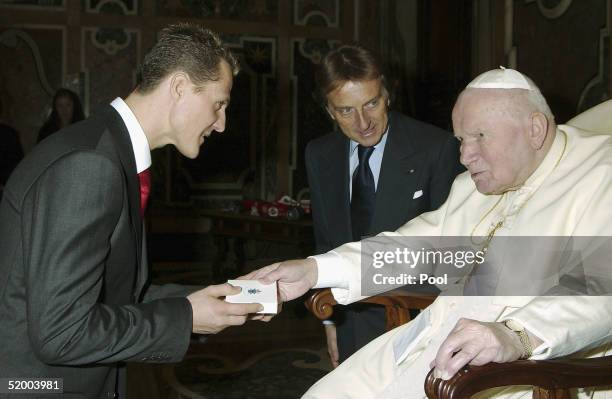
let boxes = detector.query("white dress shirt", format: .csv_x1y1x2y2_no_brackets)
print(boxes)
110,97,152,173
348,126,389,198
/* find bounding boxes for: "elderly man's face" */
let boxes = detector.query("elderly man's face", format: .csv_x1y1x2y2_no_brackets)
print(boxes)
452,90,537,194
326,78,389,147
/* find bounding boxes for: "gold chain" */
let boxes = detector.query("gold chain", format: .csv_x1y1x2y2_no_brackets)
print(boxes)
469,130,568,254
470,195,506,253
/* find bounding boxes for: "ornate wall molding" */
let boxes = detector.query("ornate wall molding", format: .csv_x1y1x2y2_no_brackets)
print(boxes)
155,0,277,21
0,28,56,96
289,38,336,196
80,27,140,116
85,0,137,16
506,0,609,120
0,25,65,150
3,0,357,202
577,24,609,112
0,0,64,10
168,36,277,204
90,27,133,55
293,0,339,28
525,0,572,19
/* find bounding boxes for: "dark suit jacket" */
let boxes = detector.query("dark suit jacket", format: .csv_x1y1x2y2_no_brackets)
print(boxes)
0,106,193,398
0,122,23,188
305,111,463,360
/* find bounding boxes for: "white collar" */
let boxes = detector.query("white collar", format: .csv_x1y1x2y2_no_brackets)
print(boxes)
349,124,390,154
110,97,151,173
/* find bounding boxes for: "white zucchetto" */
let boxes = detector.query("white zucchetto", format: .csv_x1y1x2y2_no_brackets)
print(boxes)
467,66,535,91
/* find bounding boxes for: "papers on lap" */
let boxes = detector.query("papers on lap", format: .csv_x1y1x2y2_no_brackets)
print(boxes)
226,279,278,314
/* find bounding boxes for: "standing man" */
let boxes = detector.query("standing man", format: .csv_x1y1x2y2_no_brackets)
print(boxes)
0,24,262,398
305,44,463,366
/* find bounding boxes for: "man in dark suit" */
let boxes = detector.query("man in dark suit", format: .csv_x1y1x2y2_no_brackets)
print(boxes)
305,44,463,367
0,96,24,200
0,24,263,398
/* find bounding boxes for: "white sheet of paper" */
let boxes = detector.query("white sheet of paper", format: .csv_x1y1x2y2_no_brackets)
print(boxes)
225,280,278,314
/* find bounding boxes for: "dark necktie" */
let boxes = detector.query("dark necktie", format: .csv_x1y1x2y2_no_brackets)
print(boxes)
138,168,151,217
351,145,376,241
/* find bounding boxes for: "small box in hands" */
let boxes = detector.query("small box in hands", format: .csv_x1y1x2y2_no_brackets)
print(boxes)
225,280,278,314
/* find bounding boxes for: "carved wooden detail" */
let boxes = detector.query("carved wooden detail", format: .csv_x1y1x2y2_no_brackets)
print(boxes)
508,0,609,122
305,288,436,331
424,355,612,399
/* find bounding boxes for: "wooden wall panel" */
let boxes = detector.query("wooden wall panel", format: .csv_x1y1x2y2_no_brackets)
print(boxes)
81,28,140,112
290,38,335,197
0,0,368,208
0,26,64,151
512,0,608,123
416,0,473,129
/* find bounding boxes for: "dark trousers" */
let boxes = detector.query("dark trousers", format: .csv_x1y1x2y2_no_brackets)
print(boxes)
335,303,387,362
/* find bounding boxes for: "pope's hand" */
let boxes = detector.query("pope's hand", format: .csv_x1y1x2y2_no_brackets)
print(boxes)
242,258,318,302
430,318,527,380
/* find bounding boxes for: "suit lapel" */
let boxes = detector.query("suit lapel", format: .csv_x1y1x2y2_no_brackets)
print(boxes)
371,112,420,233
319,134,353,243
104,106,145,296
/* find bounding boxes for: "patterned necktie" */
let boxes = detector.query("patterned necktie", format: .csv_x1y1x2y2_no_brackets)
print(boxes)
138,168,151,217
351,145,376,241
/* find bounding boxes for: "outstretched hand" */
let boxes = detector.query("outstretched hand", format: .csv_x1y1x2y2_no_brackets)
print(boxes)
241,258,318,302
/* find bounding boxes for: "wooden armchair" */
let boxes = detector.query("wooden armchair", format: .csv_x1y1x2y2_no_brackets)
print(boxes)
304,288,436,331
305,289,612,398
424,356,612,399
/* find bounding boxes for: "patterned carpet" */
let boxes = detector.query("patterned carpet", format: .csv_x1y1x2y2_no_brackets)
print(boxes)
141,266,330,399
161,348,331,399
140,249,329,399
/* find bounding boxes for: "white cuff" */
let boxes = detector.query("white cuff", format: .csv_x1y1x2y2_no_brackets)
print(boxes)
310,252,350,289
322,320,335,325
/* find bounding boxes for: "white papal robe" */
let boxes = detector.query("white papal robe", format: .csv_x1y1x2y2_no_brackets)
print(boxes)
303,100,612,399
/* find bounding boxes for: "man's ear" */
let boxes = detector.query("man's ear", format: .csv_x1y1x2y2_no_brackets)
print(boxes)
529,112,548,150
169,72,189,101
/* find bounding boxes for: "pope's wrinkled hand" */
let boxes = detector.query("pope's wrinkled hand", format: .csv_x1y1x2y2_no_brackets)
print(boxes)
430,318,527,380
242,258,318,302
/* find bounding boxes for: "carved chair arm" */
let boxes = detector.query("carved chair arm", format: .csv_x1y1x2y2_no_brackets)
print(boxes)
304,288,436,330
424,356,612,399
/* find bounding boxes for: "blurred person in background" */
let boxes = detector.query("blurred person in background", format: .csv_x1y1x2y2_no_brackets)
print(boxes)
37,88,85,143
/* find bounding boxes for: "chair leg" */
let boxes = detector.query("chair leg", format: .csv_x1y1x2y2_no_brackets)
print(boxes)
533,387,572,399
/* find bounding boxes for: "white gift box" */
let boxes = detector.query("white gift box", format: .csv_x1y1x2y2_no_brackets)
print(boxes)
225,279,278,314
